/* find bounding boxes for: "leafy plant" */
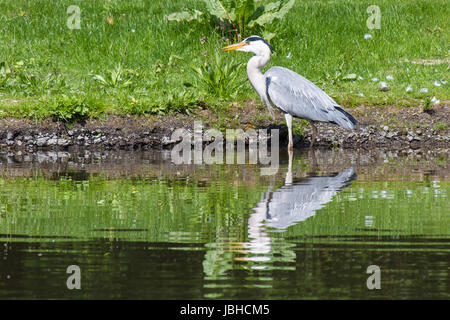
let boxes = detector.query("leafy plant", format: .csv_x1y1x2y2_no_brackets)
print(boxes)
292,120,308,138
190,51,245,99
17,72,67,94
120,88,197,116
48,95,91,122
93,63,135,88
164,89,198,114
434,122,447,132
2,59,67,94
422,97,433,113
167,0,295,40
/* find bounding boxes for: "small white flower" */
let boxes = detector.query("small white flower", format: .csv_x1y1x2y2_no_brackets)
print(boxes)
433,80,441,87
358,76,364,80
364,33,372,40
419,88,428,93
358,93,365,97
371,77,378,82
405,86,413,92
131,29,135,33
379,81,388,88
431,96,440,104
286,52,292,59
386,75,394,80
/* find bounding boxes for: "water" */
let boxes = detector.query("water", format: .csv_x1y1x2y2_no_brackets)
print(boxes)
0,148,448,299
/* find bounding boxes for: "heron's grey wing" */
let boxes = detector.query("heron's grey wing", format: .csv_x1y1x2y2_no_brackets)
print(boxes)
265,167,356,230
265,67,356,129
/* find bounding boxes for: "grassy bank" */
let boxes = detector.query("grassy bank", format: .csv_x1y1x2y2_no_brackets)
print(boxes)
0,0,448,122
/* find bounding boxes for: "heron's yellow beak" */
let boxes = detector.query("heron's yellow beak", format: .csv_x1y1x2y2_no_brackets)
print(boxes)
222,42,247,51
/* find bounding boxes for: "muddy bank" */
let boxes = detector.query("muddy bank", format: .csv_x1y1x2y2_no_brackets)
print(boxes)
0,104,448,151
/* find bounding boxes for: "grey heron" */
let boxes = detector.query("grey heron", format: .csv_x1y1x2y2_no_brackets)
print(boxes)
222,36,358,149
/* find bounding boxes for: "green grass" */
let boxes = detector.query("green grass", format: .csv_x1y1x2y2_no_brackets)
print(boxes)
0,0,448,121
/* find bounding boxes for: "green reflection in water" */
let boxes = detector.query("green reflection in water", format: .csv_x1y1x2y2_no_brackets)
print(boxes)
0,166,447,242
0,150,448,299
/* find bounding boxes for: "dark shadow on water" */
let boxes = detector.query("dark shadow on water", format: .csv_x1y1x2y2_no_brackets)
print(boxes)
0,238,449,299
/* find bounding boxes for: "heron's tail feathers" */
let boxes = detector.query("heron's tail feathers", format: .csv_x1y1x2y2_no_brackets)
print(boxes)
334,106,358,130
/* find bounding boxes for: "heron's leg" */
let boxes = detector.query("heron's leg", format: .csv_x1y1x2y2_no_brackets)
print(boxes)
285,148,293,186
284,113,293,151
308,120,318,149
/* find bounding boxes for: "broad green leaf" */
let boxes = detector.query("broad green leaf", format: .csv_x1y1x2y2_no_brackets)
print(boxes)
262,31,276,41
166,10,203,22
250,0,295,27
263,1,281,13
276,0,295,18
202,0,228,19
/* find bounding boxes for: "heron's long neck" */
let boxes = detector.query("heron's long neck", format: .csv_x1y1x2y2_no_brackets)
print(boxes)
247,54,270,100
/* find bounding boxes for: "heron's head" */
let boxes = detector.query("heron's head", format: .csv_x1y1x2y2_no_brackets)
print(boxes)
222,36,276,56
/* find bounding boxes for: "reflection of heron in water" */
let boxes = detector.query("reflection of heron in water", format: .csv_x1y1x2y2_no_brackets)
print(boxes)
246,150,357,257
202,150,357,280
266,153,355,230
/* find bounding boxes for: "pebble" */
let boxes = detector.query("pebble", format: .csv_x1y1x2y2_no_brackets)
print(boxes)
47,138,58,146
57,139,69,146
36,138,48,147
379,82,389,91
386,132,396,139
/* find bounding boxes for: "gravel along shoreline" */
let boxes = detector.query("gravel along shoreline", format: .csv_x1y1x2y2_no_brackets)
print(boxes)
0,105,448,151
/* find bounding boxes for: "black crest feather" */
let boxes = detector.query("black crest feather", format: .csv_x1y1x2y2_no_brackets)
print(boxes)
245,36,278,56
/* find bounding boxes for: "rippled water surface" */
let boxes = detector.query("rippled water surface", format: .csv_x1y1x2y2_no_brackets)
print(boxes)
0,149,448,299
